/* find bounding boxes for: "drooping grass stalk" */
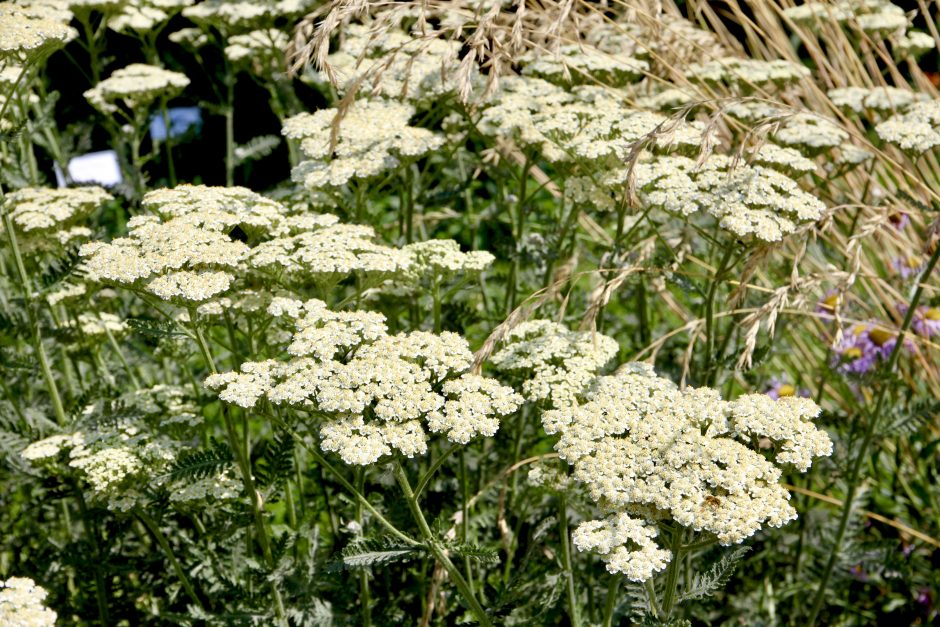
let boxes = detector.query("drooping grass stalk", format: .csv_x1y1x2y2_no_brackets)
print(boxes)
558,491,581,627
393,460,493,627
137,509,205,611
806,240,940,626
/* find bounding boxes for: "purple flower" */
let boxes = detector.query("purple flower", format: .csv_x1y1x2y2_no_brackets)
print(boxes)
899,304,940,338
917,587,932,607
888,210,910,230
816,291,841,317
832,322,907,375
893,255,926,279
764,377,811,400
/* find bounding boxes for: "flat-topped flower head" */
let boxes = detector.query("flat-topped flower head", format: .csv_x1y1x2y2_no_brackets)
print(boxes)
309,24,467,102
108,0,192,34
0,577,57,626
686,57,810,92
875,100,940,154
631,154,825,242
182,0,314,31
542,362,830,578
85,63,190,114
1,186,112,236
225,28,287,68
519,44,648,87
284,99,445,189
401,239,494,282
0,3,76,61
142,184,290,240
828,86,922,114
572,513,671,582
491,319,619,407
773,112,849,154
206,301,521,465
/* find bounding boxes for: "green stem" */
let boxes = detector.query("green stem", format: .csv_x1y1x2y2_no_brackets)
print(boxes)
702,244,737,387
660,529,683,618
138,510,204,610
602,575,619,627
160,98,177,186
644,579,661,620
224,70,236,187
459,449,473,591
189,315,287,625
806,240,940,626
393,461,493,626
558,492,581,627
1,195,67,426
75,488,109,626
356,469,373,627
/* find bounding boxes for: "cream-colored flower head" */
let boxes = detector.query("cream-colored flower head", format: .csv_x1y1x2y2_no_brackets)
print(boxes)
686,57,810,92
182,0,314,31
0,577,57,626
85,63,189,114
142,184,290,239
283,99,446,189
520,44,648,87
206,300,521,465
1,186,112,254
491,320,619,407
544,362,831,580
309,24,467,102
875,100,940,154
0,3,76,60
224,28,287,68
630,153,825,242
828,86,922,114
108,0,192,34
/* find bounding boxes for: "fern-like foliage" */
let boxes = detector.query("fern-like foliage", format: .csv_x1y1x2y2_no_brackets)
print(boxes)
677,546,750,603
165,441,234,482
126,317,187,338
38,247,83,291
447,542,500,565
254,431,293,489
879,400,938,438
327,537,426,572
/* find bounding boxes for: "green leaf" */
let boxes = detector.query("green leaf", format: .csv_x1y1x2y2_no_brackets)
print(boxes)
677,545,750,603
164,441,234,482
327,538,426,572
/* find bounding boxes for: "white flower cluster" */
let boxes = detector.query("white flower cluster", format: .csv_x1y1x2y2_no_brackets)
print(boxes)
225,28,287,66
750,143,817,176
250,223,411,286
20,386,204,509
1,186,112,250
519,44,648,87
79,211,247,304
783,1,933,58
182,0,314,30
0,3,75,60
773,112,849,153
685,57,810,91
631,154,826,242
490,320,619,407
479,76,704,165
400,239,495,283
76,311,128,336
571,513,672,582
109,0,192,34
205,300,522,465
284,99,446,189
310,24,467,102
875,100,940,154
828,86,923,113
542,362,830,570
0,577,57,626
85,63,190,114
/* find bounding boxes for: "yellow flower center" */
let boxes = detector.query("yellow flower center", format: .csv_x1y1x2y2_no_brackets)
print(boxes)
926,308,940,321
820,294,839,312
843,347,863,360
777,384,796,397
868,328,894,347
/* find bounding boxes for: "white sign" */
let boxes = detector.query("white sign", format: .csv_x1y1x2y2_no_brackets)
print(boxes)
54,150,123,188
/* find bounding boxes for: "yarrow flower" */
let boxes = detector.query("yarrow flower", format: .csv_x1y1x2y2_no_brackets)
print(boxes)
490,319,619,407
206,300,522,465
85,63,190,115
0,577,57,626
0,4,76,61
283,99,446,189
1,186,113,252
875,100,940,154
538,360,830,581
